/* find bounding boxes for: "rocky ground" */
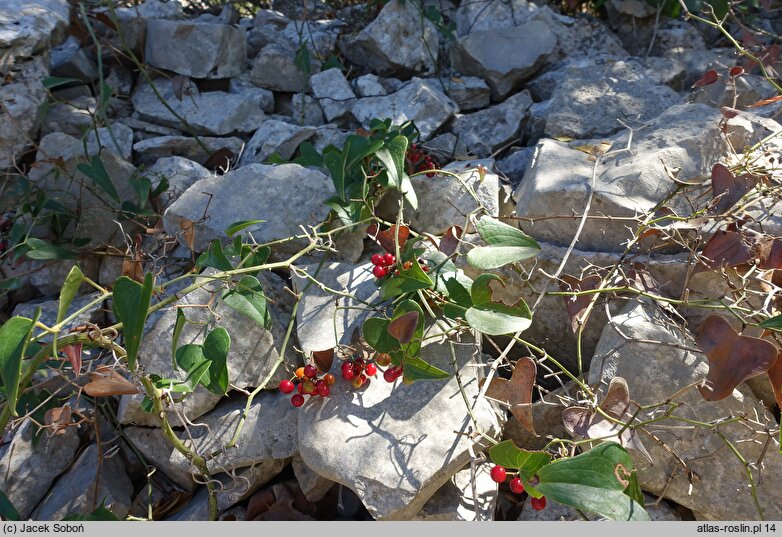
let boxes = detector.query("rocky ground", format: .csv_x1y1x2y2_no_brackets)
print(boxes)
1,0,781,522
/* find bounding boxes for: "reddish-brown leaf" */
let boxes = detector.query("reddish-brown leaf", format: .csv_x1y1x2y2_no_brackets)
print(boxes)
758,238,782,270
692,69,719,88
60,343,83,376
768,353,782,408
729,66,745,78
710,163,759,214
83,366,140,397
720,106,740,119
747,95,782,109
439,226,463,257
203,148,234,173
44,406,72,435
559,274,601,333
387,311,419,345
561,377,652,462
695,229,753,273
623,263,659,294
695,315,778,401
311,348,334,373
369,224,410,254
179,218,196,251
480,357,537,436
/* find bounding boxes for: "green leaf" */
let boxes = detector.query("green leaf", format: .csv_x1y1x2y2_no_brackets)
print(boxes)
239,245,271,271
171,308,186,370
57,265,84,324
362,317,400,354
112,273,154,371
324,143,349,201
293,41,312,75
465,274,531,335
467,217,540,269
489,440,552,480
402,356,450,380
380,259,434,299
175,344,205,375
222,276,272,329
195,240,233,271
43,76,81,90
293,142,323,167
375,135,408,190
0,488,20,521
76,155,120,203
759,314,782,331
202,327,230,395
24,238,76,260
0,313,38,416
155,358,211,394
0,278,21,290
225,219,266,237
534,444,649,521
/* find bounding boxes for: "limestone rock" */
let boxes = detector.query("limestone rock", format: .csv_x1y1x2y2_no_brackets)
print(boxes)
250,42,319,93
0,56,48,168
451,90,532,157
132,135,244,167
340,0,438,77
142,156,212,208
237,120,316,166
0,0,70,62
145,20,246,79
310,68,356,123
415,464,497,521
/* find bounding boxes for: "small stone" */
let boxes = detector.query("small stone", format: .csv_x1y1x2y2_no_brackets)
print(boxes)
142,156,212,208
132,135,244,167
453,0,537,36
0,0,70,63
50,36,98,82
250,42,320,93
292,454,335,502
451,91,532,158
237,120,316,166
497,147,534,188
437,76,490,111
310,68,357,123
145,20,247,79
353,74,386,97
415,464,497,521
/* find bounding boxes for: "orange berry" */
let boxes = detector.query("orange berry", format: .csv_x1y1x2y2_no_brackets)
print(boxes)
295,367,305,378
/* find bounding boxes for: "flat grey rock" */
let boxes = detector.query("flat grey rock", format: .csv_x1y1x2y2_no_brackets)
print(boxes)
0,0,70,63
250,42,320,93
142,156,213,208
310,68,356,123
0,57,49,168
451,90,532,157
238,120,316,166
132,135,244,167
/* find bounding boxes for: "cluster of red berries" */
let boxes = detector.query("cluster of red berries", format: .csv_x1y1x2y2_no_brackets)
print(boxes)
279,364,335,407
340,357,377,388
490,465,547,511
406,143,439,178
370,253,431,280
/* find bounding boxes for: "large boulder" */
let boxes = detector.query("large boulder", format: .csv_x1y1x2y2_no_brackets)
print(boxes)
145,20,246,79
340,0,438,78
0,57,49,168
0,0,70,62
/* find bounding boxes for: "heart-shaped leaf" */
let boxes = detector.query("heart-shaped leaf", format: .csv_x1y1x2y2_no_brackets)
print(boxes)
202,327,230,395
535,444,649,521
695,315,778,401
388,311,419,344
710,164,759,214
0,314,37,416
695,228,753,273
480,357,537,435
489,440,551,484
367,224,410,254
467,217,540,270
465,274,531,336
222,275,272,329
44,406,72,435
559,274,601,333
362,317,400,354
562,377,652,462
84,366,140,396
439,226,463,257
692,69,719,88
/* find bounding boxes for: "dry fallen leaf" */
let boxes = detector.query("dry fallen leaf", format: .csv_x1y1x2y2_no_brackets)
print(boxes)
480,357,537,436
83,366,140,397
559,274,601,333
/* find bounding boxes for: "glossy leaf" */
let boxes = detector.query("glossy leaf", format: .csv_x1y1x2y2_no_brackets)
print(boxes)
465,274,531,336
480,357,537,434
62,505,119,521
222,275,271,329
24,238,76,260
380,258,433,299
402,356,450,381
388,311,419,344
0,488,20,521
324,143,349,201
112,273,154,371
43,76,81,90
195,240,233,271
57,265,84,324
467,217,540,270
760,314,782,331
695,315,777,401
362,317,400,354
171,308,186,370
375,135,407,190
154,358,211,394
489,440,551,482
692,69,719,88
0,315,37,416
203,327,230,394
225,219,267,237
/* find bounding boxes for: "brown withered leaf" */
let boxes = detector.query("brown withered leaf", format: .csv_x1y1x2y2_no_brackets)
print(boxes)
83,366,140,397
366,224,409,254
312,348,334,373
247,483,315,521
692,69,719,88
44,406,72,435
695,315,778,401
171,75,189,101
757,238,782,270
121,234,145,283
440,226,463,257
720,106,740,119
480,357,537,436
747,95,782,109
623,263,659,294
767,353,782,408
60,342,83,376
562,377,652,463
203,148,235,173
388,311,419,345
695,228,753,273
179,218,196,251
559,274,602,333
710,163,759,214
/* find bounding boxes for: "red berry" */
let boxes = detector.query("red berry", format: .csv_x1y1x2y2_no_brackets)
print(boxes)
365,363,377,376
297,382,304,393
409,151,422,163
351,376,364,389
316,381,330,397
490,465,507,483
373,265,387,278
530,496,547,511
383,253,395,266
371,253,384,266
324,373,335,385
510,477,525,494
342,368,355,381
291,394,305,407
279,380,295,394
383,368,397,383
303,364,317,378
